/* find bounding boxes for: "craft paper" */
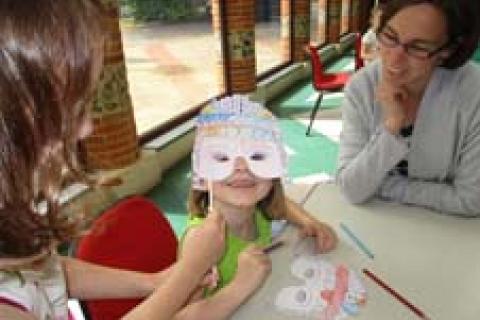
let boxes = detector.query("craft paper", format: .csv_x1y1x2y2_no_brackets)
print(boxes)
275,255,366,320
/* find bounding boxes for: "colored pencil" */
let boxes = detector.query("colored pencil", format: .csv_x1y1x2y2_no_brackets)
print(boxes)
339,222,374,259
363,269,430,320
263,240,285,254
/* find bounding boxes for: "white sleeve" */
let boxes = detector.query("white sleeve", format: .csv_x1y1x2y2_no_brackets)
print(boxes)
336,78,409,204
378,116,480,217
0,273,34,312
0,256,69,319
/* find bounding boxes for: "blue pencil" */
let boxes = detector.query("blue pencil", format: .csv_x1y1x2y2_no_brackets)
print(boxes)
340,223,374,259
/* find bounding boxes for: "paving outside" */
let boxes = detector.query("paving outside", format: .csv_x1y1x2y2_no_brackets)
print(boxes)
120,19,286,135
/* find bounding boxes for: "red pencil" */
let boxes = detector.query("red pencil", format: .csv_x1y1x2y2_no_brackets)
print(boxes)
362,269,430,320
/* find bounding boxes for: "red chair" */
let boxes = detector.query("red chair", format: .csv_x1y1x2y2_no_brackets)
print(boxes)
76,196,178,320
354,32,365,70
306,45,351,136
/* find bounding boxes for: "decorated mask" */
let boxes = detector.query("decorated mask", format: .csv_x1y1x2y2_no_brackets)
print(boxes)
192,95,287,188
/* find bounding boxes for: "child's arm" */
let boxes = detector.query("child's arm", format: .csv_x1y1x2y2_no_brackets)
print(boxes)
63,257,164,299
173,244,271,320
283,197,337,253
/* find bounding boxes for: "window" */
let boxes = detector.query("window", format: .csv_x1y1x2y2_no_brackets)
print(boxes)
255,0,289,75
120,1,224,135
310,0,327,45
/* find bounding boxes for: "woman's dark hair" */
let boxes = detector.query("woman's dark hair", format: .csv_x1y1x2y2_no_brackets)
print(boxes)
0,0,105,258
378,0,480,69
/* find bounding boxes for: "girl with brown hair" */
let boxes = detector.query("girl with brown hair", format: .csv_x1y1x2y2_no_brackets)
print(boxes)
0,1,225,319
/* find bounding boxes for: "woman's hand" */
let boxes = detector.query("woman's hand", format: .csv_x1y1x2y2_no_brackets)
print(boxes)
297,214,337,253
180,209,226,278
376,80,412,135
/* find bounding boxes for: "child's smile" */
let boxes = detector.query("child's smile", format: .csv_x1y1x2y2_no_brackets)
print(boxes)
225,177,256,188
212,159,273,209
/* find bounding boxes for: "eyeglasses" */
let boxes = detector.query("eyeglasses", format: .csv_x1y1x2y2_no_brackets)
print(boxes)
377,30,449,59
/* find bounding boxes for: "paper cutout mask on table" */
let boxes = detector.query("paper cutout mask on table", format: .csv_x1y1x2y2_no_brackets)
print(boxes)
275,255,366,320
192,95,287,189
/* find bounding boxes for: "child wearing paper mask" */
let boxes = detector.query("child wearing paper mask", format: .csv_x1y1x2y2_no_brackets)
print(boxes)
176,95,337,319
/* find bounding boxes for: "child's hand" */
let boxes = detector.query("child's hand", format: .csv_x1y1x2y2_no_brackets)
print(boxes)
297,215,337,253
201,266,219,290
232,245,271,295
185,266,220,303
181,209,226,276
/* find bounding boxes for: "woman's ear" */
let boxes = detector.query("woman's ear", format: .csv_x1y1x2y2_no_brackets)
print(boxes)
435,48,452,65
440,48,452,60
437,36,461,65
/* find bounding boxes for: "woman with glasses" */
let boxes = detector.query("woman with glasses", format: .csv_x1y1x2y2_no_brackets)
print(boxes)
337,0,480,216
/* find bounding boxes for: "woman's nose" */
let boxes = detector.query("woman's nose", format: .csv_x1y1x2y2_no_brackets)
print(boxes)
388,44,408,63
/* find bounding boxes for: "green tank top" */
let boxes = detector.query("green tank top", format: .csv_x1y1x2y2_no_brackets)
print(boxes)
186,209,271,292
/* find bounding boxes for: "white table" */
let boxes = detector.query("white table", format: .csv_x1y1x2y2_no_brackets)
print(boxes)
232,183,480,320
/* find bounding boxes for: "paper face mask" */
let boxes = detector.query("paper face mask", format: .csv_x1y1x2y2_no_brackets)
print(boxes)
192,95,287,188
195,136,284,180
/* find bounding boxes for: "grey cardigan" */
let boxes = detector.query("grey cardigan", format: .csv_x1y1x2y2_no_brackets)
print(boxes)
337,60,480,217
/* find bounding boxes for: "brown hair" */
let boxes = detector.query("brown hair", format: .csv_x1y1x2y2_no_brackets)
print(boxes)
0,0,105,258
378,0,480,69
188,179,287,220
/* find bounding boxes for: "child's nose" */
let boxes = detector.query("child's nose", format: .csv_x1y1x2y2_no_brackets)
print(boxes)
233,157,249,171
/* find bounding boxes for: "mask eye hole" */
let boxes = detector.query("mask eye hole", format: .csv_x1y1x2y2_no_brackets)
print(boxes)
213,153,230,162
303,268,314,279
250,152,266,161
295,289,307,303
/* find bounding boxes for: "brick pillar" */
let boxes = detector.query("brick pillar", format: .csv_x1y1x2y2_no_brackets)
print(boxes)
326,0,342,43
223,0,256,93
341,0,350,34
83,0,139,169
280,0,291,61
317,0,327,44
291,0,310,62
211,0,226,93
349,0,361,32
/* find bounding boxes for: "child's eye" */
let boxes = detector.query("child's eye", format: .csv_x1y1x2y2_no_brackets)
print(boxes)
213,153,230,162
250,152,266,161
